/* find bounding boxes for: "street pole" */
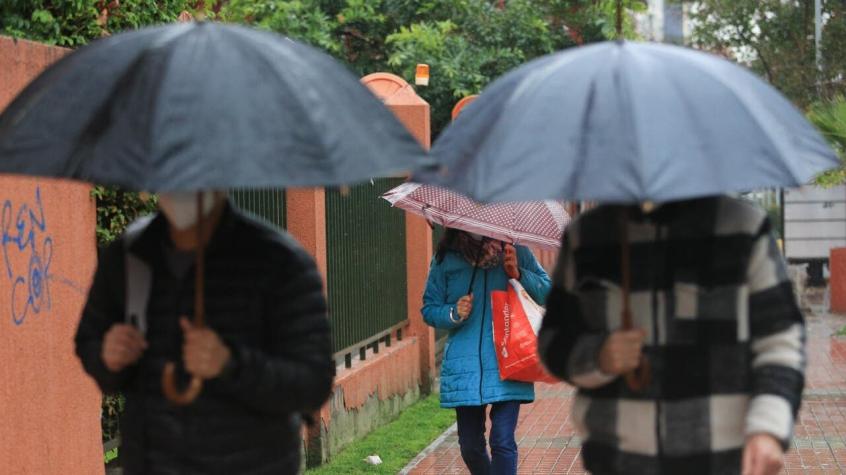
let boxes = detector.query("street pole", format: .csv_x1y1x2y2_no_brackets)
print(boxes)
617,0,624,39
815,0,823,72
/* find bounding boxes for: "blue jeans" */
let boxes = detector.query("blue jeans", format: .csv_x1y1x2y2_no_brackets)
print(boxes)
455,401,521,475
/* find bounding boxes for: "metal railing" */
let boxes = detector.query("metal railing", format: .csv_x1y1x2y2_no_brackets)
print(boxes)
333,321,407,369
325,178,408,353
230,188,286,229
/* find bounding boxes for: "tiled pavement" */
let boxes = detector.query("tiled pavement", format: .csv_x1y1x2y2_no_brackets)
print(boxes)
404,309,846,474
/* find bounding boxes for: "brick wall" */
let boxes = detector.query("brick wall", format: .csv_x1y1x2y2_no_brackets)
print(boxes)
0,35,103,475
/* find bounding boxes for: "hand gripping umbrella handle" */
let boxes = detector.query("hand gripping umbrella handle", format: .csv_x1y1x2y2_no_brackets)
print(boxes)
625,357,651,392
162,192,207,405
621,298,651,391
620,209,652,392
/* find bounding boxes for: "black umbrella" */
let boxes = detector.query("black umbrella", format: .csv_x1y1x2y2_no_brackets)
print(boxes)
0,21,429,191
0,21,429,404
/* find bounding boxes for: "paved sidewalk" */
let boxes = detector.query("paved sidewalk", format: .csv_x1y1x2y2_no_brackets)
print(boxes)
405,309,846,474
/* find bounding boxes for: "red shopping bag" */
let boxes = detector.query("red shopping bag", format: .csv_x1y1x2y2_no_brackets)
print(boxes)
491,279,558,383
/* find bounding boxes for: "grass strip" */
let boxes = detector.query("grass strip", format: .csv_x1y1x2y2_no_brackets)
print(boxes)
306,393,455,474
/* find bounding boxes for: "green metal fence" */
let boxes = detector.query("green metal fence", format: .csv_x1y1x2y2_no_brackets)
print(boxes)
230,189,286,230
326,178,408,353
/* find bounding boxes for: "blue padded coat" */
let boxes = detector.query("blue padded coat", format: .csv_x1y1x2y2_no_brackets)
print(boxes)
422,245,551,408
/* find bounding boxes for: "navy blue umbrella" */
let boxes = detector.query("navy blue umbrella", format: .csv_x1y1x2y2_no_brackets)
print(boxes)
0,21,429,191
420,41,839,204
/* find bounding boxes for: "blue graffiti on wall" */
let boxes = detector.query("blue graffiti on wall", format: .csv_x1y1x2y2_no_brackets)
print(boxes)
2,187,84,326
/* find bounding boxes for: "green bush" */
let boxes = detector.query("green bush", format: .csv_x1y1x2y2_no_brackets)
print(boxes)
811,97,846,187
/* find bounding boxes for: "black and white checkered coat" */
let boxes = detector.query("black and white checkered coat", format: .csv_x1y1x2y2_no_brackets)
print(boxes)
538,196,805,475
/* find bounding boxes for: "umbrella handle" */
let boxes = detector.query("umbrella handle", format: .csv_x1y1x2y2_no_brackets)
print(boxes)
620,208,651,392
624,356,651,392
162,192,207,405
162,362,204,405
620,305,653,392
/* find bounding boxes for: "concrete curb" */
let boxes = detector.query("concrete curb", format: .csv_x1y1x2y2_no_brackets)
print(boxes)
398,422,458,474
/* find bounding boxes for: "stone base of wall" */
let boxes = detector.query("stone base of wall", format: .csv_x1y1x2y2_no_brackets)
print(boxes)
305,336,425,467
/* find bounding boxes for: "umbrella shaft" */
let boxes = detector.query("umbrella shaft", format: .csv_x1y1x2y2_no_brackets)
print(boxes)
620,210,633,329
194,193,205,327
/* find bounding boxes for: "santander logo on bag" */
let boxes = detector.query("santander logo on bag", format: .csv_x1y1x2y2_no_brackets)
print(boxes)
500,300,511,359
491,279,558,383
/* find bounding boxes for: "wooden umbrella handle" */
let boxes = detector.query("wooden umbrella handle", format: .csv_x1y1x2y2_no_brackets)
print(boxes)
625,357,651,391
620,209,651,392
162,192,207,405
162,363,203,405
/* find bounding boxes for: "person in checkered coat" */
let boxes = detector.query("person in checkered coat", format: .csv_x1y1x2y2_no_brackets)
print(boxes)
538,196,805,475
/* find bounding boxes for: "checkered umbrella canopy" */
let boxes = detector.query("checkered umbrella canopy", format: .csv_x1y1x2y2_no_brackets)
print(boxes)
382,182,569,250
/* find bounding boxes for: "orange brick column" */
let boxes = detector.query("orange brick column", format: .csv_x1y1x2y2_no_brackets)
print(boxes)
285,188,328,284
831,248,846,313
362,73,435,393
0,36,103,474
284,188,328,464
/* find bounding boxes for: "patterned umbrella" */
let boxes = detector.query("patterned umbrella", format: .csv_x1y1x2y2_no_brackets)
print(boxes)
382,182,570,250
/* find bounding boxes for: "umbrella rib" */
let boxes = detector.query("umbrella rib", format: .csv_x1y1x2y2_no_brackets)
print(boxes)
69,26,196,187
222,28,332,176
386,194,562,249
618,46,646,201
572,69,601,201
148,29,204,188
665,49,802,184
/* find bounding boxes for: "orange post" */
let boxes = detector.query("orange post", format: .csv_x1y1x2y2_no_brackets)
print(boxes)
831,248,846,313
285,188,328,286
362,73,435,392
0,36,103,474
451,95,478,120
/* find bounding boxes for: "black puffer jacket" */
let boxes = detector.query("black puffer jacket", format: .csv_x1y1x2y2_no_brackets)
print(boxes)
75,205,334,474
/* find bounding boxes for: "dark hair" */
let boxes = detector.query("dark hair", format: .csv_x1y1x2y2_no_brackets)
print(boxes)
435,228,461,263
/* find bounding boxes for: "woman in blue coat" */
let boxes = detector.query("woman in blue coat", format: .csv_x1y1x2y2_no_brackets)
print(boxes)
422,229,552,475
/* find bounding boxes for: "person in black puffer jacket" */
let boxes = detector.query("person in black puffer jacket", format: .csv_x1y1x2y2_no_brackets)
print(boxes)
75,192,334,474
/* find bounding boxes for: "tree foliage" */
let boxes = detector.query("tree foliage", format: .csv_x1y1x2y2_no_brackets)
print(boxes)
222,0,644,133
91,187,158,244
0,0,199,47
684,0,846,109
810,96,846,187
683,0,846,184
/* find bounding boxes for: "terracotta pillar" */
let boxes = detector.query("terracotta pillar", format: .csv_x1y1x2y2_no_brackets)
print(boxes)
362,73,435,392
285,188,328,285
831,248,846,313
284,187,329,464
0,36,103,475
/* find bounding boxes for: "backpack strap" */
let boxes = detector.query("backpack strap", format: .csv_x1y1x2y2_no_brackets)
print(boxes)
124,215,156,336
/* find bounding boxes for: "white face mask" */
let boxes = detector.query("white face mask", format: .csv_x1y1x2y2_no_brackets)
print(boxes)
640,201,663,214
158,191,219,230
